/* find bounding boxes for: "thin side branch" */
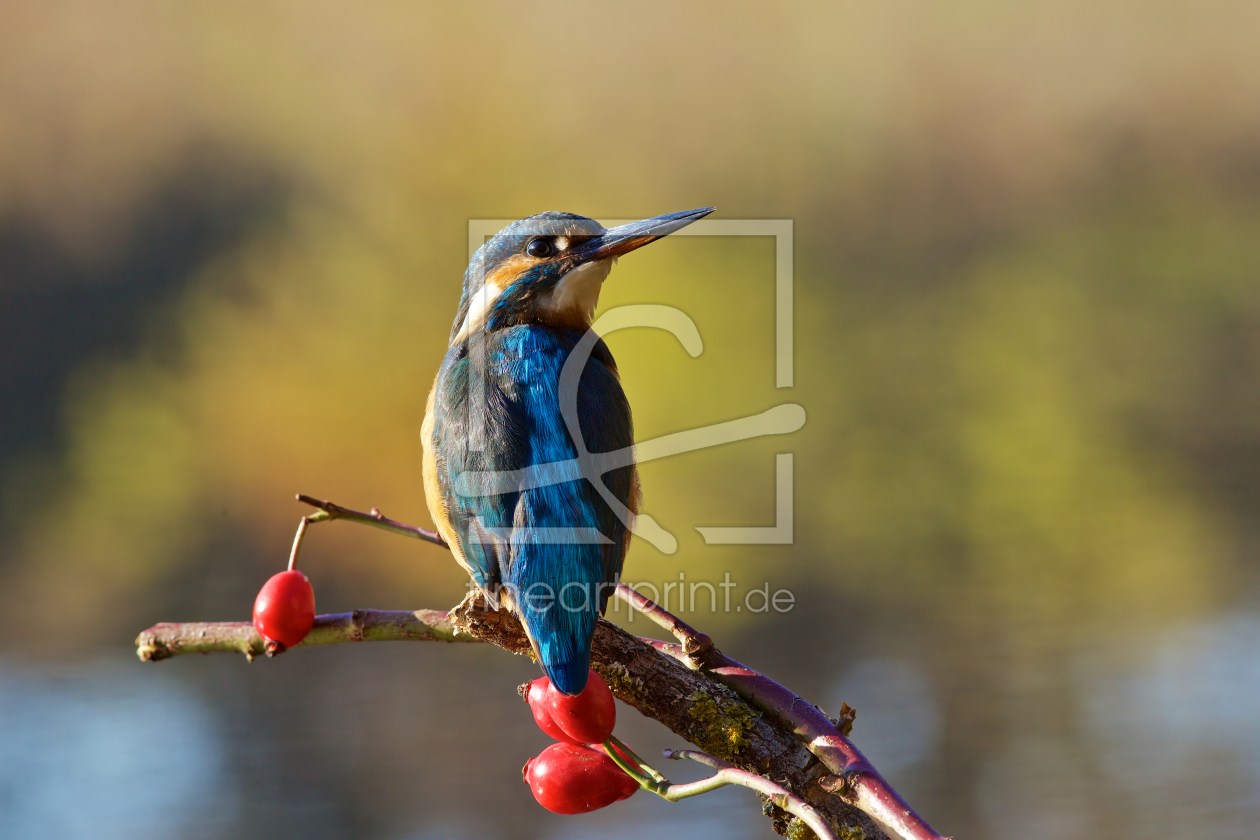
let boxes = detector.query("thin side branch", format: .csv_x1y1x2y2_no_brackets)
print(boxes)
616,582,714,661
599,742,839,840
296,494,447,546
664,749,838,840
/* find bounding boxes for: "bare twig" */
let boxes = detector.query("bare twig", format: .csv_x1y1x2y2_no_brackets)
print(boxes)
615,582,714,663
663,749,839,840
597,739,839,840
295,493,446,546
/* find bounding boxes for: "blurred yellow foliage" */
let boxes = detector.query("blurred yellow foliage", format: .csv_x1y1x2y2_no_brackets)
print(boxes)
2,0,1258,648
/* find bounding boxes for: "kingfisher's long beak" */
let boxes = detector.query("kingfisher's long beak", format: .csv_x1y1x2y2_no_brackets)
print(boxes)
571,206,715,263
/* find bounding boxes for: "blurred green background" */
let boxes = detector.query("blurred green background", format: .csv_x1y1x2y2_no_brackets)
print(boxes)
2,2,1259,838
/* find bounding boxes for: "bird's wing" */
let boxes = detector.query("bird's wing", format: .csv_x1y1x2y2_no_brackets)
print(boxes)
431,326,635,608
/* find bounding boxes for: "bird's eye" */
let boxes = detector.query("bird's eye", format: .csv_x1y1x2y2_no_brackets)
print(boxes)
526,238,551,258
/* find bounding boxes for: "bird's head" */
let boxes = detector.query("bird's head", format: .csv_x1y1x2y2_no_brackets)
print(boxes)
450,207,715,343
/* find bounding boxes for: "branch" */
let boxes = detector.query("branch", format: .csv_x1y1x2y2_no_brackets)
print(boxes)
136,609,469,661
616,587,943,840
134,495,949,840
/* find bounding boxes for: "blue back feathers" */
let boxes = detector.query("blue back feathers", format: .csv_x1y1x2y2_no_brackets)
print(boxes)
431,324,634,695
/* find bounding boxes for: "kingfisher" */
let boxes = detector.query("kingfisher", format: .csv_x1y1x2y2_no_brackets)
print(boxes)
422,207,714,695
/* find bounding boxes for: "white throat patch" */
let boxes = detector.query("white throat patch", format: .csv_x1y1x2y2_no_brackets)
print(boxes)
538,257,614,326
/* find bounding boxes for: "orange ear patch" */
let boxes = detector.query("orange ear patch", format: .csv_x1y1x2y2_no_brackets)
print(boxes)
484,254,534,289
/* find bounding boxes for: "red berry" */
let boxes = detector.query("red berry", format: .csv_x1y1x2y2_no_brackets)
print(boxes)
523,742,638,814
526,677,582,744
545,669,616,744
252,570,316,647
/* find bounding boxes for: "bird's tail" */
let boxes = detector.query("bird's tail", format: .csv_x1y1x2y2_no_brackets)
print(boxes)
514,564,600,696
521,597,596,696
540,644,592,697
